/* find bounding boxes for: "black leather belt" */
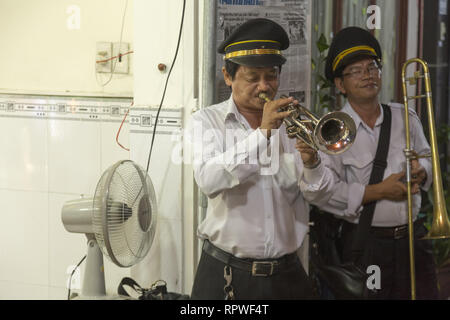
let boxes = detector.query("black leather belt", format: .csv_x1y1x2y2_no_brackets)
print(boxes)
343,221,411,240
371,224,409,240
202,240,298,277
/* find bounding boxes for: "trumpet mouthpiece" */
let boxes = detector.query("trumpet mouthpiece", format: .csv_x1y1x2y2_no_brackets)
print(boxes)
258,93,270,102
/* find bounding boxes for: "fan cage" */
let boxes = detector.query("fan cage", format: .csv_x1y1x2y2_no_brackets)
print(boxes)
93,160,157,267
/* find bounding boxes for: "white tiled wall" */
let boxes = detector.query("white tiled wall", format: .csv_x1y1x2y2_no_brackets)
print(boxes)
0,96,133,299
0,190,49,287
0,118,48,192
48,119,101,195
131,218,184,293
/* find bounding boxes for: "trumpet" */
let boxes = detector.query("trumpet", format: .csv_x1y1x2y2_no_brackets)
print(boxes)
401,58,450,300
258,93,357,155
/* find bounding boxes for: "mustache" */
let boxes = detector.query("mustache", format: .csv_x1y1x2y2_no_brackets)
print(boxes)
360,82,378,87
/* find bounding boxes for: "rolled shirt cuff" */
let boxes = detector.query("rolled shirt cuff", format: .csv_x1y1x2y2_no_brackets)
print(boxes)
302,162,325,185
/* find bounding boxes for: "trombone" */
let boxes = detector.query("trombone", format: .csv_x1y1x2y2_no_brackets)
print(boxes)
258,93,357,155
401,58,450,300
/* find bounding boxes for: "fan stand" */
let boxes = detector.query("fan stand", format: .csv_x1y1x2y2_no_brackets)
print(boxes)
81,237,107,298
74,236,131,300
69,237,134,300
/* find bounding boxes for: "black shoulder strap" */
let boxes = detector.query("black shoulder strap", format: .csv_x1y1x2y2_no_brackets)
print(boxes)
351,104,392,263
118,277,145,297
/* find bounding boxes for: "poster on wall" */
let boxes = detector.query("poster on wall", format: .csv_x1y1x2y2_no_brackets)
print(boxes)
216,0,311,108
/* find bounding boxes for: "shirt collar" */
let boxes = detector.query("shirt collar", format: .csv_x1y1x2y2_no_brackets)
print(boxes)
224,95,237,121
342,101,384,130
224,95,253,130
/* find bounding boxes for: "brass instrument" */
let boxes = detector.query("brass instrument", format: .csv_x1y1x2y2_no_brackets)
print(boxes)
258,93,357,155
401,58,450,300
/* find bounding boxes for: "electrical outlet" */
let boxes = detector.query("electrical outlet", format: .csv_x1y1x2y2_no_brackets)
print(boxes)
96,42,112,73
112,42,130,74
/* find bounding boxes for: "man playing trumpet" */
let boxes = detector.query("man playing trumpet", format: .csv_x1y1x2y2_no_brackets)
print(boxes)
189,18,334,300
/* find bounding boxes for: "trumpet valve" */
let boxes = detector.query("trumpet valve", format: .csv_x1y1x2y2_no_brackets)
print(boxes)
286,125,297,133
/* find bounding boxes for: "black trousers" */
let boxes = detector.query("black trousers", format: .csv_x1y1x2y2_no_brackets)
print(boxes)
340,220,439,300
191,241,317,300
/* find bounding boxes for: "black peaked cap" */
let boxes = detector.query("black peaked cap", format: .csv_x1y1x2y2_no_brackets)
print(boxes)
325,26,382,81
217,18,289,67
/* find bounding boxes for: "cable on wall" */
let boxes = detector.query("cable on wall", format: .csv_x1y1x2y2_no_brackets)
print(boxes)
96,50,134,64
116,101,132,151
145,0,186,173
96,0,129,87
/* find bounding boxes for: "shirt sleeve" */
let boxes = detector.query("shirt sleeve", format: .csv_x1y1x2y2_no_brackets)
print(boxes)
298,153,335,206
302,152,364,217
188,115,270,197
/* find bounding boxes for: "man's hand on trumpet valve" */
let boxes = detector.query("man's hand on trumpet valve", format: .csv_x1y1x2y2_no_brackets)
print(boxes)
259,95,296,138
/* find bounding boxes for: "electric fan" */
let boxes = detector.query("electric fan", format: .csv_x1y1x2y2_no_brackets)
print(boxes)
61,160,157,299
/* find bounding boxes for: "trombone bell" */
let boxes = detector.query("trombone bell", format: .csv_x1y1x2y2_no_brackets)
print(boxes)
423,199,450,240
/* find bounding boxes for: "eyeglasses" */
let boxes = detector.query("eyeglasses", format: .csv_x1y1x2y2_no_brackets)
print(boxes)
342,63,381,79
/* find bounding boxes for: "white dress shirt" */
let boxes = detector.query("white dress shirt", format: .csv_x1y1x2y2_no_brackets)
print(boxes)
188,96,333,259
303,101,432,227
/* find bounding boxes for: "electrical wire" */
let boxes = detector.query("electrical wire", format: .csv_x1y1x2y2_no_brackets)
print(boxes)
96,0,129,87
67,254,87,300
126,0,186,212
116,102,132,151
96,50,134,64
145,0,186,173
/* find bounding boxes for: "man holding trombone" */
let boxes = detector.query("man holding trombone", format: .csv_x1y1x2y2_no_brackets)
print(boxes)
307,26,439,299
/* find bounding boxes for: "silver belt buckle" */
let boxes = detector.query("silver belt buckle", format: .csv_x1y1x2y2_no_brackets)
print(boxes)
251,261,277,276
394,226,406,239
